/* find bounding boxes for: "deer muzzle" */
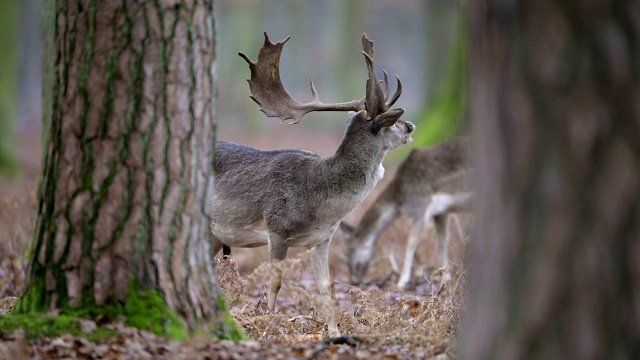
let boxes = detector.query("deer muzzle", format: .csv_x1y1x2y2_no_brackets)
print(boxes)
406,121,415,133
403,121,415,144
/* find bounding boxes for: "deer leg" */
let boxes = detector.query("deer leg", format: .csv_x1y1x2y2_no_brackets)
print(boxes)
209,224,224,257
267,235,289,312
434,214,451,268
312,239,340,338
397,216,428,290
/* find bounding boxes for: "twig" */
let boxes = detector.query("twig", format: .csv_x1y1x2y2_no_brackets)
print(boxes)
288,315,321,324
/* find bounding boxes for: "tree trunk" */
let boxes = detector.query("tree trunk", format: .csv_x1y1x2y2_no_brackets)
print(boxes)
18,0,43,133
21,0,231,338
462,1,640,358
413,8,467,148
423,0,458,106
0,0,19,177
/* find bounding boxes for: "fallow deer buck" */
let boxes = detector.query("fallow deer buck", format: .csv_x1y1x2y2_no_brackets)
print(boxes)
207,33,414,337
341,137,472,289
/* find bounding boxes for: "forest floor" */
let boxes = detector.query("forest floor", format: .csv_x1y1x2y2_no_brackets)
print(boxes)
0,129,469,359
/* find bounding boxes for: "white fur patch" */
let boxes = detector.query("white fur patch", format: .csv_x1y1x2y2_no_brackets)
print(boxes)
374,164,385,184
427,192,473,218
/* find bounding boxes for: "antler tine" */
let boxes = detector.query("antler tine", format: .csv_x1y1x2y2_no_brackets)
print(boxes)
382,70,390,100
386,75,402,108
362,33,400,119
360,33,403,117
239,33,365,124
309,78,320,101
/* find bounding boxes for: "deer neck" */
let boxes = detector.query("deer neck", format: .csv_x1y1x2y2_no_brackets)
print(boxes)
356,201,397,246
326,134,387,193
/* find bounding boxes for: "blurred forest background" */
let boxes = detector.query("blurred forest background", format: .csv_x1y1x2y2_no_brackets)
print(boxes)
0,0,464,175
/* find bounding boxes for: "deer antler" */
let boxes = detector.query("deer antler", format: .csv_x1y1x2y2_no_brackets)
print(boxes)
361,33,402,119
239,32,402,124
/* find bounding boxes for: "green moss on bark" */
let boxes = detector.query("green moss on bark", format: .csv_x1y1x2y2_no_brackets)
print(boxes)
123,283,187,340
211,295,248,341
10,279,187,341
7,285,245,342
0,313,117,341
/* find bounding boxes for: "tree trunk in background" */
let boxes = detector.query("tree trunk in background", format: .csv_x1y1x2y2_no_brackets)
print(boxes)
18,0,43,133
21,0,231,337
335,0,369,103
462,1,640,358
413,11,467,148
0,0,19,177
423,0,458,105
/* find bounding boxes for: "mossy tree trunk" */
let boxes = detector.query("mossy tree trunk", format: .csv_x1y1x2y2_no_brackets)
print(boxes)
462,0,640,358
21,0,231,337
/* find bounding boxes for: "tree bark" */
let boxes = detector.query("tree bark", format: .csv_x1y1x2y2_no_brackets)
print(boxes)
462,1,640,358
21,0,228,337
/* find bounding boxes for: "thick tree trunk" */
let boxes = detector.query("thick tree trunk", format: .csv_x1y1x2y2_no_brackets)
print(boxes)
462,1,640,358
21,0,227,336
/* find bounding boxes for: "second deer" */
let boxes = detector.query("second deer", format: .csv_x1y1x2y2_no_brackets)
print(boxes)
207,33,414,337
341,137,472,289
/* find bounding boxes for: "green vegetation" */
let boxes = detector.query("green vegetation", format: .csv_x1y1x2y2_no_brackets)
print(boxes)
0,313,117,341
211,295,248,341
412,15,467,148
3,279,249,342
122,284,187,340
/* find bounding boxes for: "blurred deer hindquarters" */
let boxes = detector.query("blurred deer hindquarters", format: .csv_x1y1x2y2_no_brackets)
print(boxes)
207,33,414,338
341,137,472,289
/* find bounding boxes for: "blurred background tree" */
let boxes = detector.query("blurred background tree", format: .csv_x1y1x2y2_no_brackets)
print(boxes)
0,0,19,177
18,0,42,135
462,0,640,358
411,4,466,148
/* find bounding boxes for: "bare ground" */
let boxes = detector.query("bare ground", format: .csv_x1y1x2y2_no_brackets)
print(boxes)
0,128,469,359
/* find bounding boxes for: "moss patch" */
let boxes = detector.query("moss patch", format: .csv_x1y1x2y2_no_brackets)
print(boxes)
211,295,248,341
9,277,247,342
8,280,188,341
123,285,187,340
0,313,117,341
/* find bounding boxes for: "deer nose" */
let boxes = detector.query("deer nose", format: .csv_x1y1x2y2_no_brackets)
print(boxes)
406,121,415,133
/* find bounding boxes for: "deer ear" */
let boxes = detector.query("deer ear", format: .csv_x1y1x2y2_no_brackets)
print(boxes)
372,108,405,134
348,110,370,122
